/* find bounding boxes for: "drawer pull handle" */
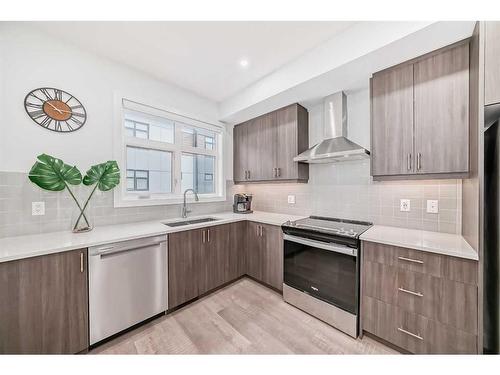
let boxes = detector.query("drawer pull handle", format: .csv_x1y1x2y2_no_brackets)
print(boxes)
398,327,423,340
398,256,424,264
398,287,423,297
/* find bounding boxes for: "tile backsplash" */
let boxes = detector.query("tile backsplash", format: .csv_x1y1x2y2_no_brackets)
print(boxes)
0,161,462,238
234,161,462,234
0,171,233,238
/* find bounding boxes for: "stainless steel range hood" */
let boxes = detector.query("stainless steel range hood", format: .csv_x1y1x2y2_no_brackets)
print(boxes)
294,92,370,164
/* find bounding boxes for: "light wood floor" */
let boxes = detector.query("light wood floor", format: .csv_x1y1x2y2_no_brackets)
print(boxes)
90,278,398,354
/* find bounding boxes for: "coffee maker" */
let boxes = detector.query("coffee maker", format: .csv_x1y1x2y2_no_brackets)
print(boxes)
233,193,253,214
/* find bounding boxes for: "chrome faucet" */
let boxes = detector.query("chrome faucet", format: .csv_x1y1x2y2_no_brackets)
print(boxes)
182,188,199,218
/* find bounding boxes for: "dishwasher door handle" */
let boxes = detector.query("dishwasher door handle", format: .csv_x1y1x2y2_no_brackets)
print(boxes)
93,242,165,257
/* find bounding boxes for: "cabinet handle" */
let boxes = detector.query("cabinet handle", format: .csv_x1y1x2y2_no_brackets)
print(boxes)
407,154,411,171
397,327,423,340
398,256,424,265
80,252,84,273
207,229,210,243
417,153,421,171
202,230,206,243
273,168,277,178
398,287,424,297
260,225,263,237
277,168,281,177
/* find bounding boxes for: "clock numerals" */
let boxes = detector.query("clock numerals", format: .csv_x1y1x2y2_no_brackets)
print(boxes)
26,101,43,109
54,89,63,101
55,121,62,132
64,121,74,131
71,112,86,118
40,88,53,100
39,116,53,128
69,117,84,126
29,110,46,119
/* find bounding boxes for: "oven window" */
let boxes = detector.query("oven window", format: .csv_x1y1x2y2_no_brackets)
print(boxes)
284,239,358,314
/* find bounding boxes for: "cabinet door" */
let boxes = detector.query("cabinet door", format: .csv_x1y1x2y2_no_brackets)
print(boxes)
246,221,263,280
168,229,201,308
371,64,414,176
0,249,88,354
233,123,248,182
230,221,247,279
414,43,469,174
275,105,298,180
261,224,283,291
485,21,500,106
199,225,231,294
246,114,275,181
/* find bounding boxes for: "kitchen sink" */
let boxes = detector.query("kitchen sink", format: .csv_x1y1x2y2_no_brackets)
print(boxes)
164,217,220,227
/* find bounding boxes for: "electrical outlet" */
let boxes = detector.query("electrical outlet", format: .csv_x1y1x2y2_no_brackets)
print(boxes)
287,195,296,204
426,199,439,213
400,199,410,212
32,201,45,216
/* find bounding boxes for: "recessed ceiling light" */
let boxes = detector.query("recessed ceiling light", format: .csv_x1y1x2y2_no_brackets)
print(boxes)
239,59,249,68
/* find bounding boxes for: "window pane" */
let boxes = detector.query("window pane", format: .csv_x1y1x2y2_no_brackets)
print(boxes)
181,124,216,151
124,111,174,144
126,146,172,193
181,153,215,194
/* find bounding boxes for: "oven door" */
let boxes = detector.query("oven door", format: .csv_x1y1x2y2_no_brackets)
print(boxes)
283,234,358,315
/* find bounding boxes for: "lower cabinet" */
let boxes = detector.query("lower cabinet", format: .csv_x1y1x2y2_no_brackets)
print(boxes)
361,241,478,354
0,249,89,354
168,221,247,309
246,222,283,291
168,221,283,309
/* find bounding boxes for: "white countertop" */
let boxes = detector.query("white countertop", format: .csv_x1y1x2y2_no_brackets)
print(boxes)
360,225,478,261
0,211,305,263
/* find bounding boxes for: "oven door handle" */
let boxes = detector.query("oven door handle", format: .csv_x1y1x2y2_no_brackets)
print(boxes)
283,234,357,257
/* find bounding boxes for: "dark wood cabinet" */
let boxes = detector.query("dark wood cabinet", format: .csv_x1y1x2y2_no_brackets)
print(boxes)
485,21,500,106
371,64,414,177
168,222,247,309
361,241,478,354
371,41,470,179
0,249,88,354
168,229,202,309
233,104,309,183
245,222,283,291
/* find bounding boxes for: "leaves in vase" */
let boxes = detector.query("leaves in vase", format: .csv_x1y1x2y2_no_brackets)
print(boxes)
83,161,120,191
28,153,82,191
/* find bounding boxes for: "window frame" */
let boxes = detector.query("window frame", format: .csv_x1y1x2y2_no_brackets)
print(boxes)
113,94,226,207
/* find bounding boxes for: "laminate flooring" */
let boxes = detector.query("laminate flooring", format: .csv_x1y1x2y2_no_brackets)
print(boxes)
90,278,398,354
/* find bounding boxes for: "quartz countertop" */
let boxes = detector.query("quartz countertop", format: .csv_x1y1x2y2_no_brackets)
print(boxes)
0,211,305,263
360,225,478,261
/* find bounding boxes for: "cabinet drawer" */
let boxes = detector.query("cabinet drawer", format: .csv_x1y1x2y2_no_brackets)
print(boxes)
362,295,477,354
363,261,477,334
363,241,477,285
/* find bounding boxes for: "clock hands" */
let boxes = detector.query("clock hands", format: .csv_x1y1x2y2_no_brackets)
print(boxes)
45,101,63,114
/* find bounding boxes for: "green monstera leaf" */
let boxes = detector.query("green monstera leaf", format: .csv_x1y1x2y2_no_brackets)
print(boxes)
28,154,82,191
83,161,120,191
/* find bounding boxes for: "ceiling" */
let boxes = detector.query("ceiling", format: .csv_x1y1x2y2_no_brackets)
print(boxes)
32,21,355,102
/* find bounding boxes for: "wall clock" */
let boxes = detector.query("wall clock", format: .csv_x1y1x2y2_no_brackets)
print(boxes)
24,87,87,133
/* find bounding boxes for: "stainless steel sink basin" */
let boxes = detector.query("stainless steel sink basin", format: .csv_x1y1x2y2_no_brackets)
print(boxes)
164,217,220,227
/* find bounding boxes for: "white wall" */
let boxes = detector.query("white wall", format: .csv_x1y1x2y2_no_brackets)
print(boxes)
0,23,221,173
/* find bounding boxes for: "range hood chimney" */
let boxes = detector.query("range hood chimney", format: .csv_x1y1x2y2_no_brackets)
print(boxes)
294,92,370,163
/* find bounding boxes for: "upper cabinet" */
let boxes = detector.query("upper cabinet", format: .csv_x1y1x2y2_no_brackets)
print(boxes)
371,41,470,179
233,104,309,183
485,21,500,106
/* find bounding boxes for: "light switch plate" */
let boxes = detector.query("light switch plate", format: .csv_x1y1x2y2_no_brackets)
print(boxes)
426,199,439,213
288,195,296,204
400,199,410,212
32,201,45,216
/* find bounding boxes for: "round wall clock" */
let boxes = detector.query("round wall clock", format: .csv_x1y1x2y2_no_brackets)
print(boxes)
24,87,87,133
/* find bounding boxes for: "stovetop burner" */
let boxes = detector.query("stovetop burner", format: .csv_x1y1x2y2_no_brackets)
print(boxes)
283,216,372,238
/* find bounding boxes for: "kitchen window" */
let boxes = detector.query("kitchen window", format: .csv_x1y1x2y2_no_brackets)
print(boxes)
114,97,225,207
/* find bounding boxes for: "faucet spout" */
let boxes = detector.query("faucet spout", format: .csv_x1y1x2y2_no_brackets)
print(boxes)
182,189,199,218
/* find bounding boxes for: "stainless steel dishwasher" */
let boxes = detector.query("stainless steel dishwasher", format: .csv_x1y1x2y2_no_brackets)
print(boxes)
89,235,167,345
